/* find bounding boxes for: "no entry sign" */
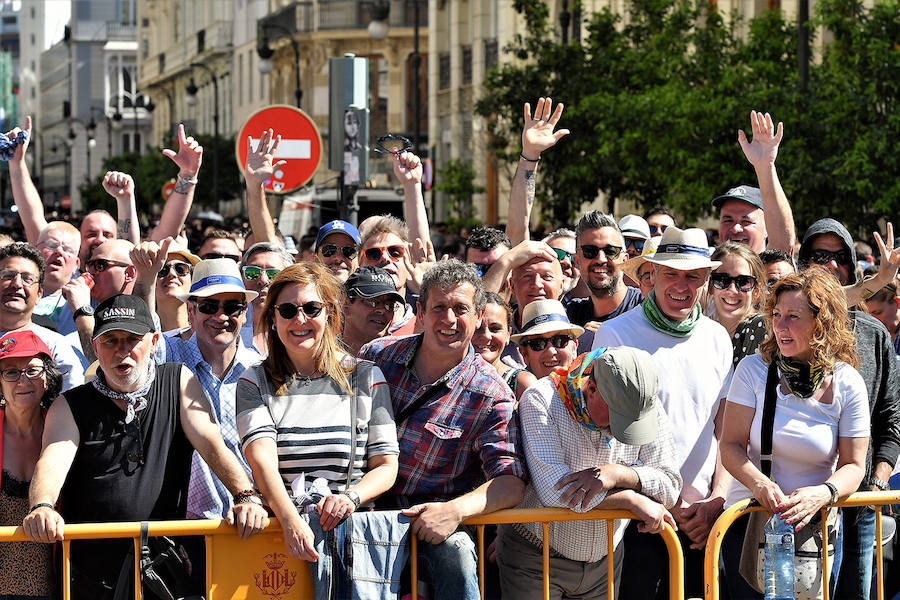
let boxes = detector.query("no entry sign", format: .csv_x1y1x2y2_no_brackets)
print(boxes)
235,105,323,194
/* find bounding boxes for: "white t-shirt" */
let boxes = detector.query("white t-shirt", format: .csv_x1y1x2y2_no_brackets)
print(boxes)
593,306,733,503
724,353,870,507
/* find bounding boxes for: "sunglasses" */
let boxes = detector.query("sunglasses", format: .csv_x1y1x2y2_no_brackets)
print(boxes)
157,262,192,278
241,265,281,281
551,248,574,262
87,258,131,273
0,365,46,382
274,301,325,320
710,272,757,292
38,238,77,257
363,245,405,263
472,263,491,277
624,238,646,252
649,224,669,235
194,298,247,316
808,248,851,267
0,269,39,287
201,252,241,263
355,296,400,313
124,416,145,465
520,334,574,352
580,244,623,260
320,244,358,260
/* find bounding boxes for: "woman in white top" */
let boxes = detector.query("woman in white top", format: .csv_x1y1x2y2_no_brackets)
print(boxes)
719,267,869,597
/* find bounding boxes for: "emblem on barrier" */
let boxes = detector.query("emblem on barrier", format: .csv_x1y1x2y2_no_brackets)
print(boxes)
254,553,297,599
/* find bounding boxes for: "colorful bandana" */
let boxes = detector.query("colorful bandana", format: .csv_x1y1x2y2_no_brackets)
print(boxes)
92,361,156,423
775,352,826,399
642,290,700,338
549,348,605,431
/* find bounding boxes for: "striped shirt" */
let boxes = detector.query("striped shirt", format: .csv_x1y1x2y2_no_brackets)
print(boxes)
236,357,398,495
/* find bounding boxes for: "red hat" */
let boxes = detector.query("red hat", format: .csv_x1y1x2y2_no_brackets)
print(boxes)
0,331,52,362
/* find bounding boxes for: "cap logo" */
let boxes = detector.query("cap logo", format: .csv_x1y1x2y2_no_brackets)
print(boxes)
0,338,15,352
331,221,345,230
731,187,746,196
101,307,136,319
369,273,392,284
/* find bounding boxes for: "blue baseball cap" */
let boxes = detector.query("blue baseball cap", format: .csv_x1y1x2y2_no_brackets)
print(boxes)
315,220,360,251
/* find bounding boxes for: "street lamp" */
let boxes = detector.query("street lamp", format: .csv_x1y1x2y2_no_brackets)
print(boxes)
256,23,302,108
186,63,220,210
112,91,149,153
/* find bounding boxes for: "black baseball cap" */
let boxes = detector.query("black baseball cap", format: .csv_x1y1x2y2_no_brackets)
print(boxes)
345,266,404,303
92,294,156,340
711,185,763,210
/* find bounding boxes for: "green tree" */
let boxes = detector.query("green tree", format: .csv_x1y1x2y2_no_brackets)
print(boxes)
436,158,486,230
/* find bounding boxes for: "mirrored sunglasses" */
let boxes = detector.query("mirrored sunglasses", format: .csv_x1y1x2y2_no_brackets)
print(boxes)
320,244,358,260
241,265,281,281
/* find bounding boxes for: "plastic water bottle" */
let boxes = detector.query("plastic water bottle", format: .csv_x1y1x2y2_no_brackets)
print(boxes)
764,514,794,599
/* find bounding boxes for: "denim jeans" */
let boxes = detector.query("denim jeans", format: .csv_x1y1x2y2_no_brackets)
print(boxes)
833,505,876,600
417,529,480,600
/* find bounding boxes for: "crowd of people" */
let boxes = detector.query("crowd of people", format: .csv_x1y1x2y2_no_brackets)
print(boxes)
0,97,896,600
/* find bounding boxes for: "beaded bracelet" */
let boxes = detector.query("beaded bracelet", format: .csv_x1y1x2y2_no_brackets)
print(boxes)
234,489,262,504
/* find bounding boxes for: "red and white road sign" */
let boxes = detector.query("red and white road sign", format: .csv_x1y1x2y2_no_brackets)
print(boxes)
162,179,175,200
235,105,323,194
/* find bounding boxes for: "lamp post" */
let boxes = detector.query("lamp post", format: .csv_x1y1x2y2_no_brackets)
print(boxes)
112,90,149,153
257,23,302,108
186,63,220,211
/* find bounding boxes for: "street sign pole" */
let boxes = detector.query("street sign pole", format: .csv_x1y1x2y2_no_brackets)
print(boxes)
329,55,368,226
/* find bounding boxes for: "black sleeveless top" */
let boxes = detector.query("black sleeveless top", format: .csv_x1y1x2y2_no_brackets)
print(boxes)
59,363,192,592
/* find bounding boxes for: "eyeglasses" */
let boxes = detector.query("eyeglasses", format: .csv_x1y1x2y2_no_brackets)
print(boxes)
274,301,324,320
355,296,400,313
624,238,646,253
194,298,247,316
580,244,623,260
157,262,192,279
520,334,575,352
551,248,574,262
766,278,779,288
472,263,491,277
0,269,39,287
124,416,145,465
649,224,669,235
320,244,358,260
87,258,131,273
241,265,281,281
808,248,851,267
38,238,77,257
0,365,46,382
362,245,405,263
710,272,757,292
201,252,242,263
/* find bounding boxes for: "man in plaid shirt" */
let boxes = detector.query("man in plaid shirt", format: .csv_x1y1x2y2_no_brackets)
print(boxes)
360,259,527,600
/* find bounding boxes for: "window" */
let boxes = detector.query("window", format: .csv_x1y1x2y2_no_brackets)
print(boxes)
238,53,244,106
439,52,450,90
461,46,472,85
2,16,16,25
197,30,205,54
158,53,165,74
484,39,498,72
29,33,35,46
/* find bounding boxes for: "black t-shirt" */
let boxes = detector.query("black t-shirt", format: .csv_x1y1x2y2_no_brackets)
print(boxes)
566,287,644,354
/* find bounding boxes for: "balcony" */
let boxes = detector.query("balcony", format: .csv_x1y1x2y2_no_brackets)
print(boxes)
106,22,136,40
318,0,428,31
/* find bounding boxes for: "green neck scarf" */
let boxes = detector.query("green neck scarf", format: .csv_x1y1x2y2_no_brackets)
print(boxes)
642,290,701,338
774,353,826,398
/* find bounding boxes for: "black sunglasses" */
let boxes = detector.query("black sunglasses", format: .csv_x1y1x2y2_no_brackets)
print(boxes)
274,301,325,320
87,258,131,273
194,298,247,316
125,417,145,465
711,272,757,292
320,244,358,260
808,248,851,267
580,244,623,260
201,252,241,263
157,262,192,278
520,334,574,352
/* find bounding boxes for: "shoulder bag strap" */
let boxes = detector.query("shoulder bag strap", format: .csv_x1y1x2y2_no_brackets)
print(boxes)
759,361,780,478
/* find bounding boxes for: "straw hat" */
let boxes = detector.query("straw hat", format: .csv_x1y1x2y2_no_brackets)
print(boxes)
175,258,259,302
165,241,201,266
510,299,584,344
643,227,721,271
621,236,661,283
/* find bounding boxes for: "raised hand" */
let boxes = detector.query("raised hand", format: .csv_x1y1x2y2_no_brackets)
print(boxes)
101,171,135,199
738,110,783,168
873,223,900,284
392,150,423,187
162,124,203,176
129,237,173,280
404,238,437,293
245,128,286,185
521,97,570,160
5,115,31,165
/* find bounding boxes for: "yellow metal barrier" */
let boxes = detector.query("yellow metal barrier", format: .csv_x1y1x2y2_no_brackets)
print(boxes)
0,507,683,600
703,490,900,600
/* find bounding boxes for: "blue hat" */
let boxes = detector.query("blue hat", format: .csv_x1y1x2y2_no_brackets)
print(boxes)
315,220,360,251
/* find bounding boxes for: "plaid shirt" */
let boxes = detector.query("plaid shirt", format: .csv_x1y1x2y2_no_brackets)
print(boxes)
360,334,527,506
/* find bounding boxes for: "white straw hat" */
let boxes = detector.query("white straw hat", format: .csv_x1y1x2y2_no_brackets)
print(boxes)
510,299,584,344
621,236,661,283
175,258,259,302
643,227,721,271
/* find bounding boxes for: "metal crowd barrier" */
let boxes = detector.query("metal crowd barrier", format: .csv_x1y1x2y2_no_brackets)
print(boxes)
703,490,900,600
0,507,684,600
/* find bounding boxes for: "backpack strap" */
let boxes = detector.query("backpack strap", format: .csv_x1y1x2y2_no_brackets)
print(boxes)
759,361,779,478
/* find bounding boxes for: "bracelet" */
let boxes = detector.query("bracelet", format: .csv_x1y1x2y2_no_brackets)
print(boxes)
177,172,199,185
234,489,262,505
340,490,361,509
28,503,54,514
520,153,540,163
823,482,839,504
869,477,890,491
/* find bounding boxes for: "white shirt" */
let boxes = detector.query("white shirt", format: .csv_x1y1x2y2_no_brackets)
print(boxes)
592,306,733,503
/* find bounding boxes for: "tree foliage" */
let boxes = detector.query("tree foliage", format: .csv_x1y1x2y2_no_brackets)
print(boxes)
436,158,486,229
476,0,900,237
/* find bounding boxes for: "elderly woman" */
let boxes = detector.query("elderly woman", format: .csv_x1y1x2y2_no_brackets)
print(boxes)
0,330,63,599
473,292,537,402
719,268,869,598
511,299,584,380
236,263,399,576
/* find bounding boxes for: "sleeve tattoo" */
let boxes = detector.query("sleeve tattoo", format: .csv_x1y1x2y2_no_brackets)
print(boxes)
525,170,536,206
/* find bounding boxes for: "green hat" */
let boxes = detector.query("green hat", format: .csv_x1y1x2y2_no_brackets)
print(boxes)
592,346,659,445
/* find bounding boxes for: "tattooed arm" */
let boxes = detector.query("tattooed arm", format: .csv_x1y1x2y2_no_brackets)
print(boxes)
102,171,140,245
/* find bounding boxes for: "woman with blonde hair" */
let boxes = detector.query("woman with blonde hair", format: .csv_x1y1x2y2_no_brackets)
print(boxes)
719,267,869,598
236,262,398,565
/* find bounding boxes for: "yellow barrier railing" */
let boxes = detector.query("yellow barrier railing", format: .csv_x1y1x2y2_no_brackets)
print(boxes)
0,507,683,600
703,490,900,600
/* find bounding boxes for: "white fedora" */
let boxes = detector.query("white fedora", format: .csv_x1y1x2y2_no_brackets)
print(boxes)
510,299,584,344
644,227,721,271
175,258,259,302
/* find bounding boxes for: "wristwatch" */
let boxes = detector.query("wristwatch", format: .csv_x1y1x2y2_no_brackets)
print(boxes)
823,482,839,504
869,477,891,491
72,305,94,321
341,490,361,509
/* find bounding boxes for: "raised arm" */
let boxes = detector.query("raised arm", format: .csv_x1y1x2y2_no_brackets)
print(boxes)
151,124,203,242
507,98,570,246
243,129,285,245
6,116,48,243
481,239,557,294
102,171,140,244
738,110,795,254
844,223,900,307
393,151,429,259
129,237,172,315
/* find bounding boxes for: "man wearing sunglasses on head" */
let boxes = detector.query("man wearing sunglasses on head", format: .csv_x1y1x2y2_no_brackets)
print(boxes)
23,294,267,599
240,242,294,353
314,219,361,283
